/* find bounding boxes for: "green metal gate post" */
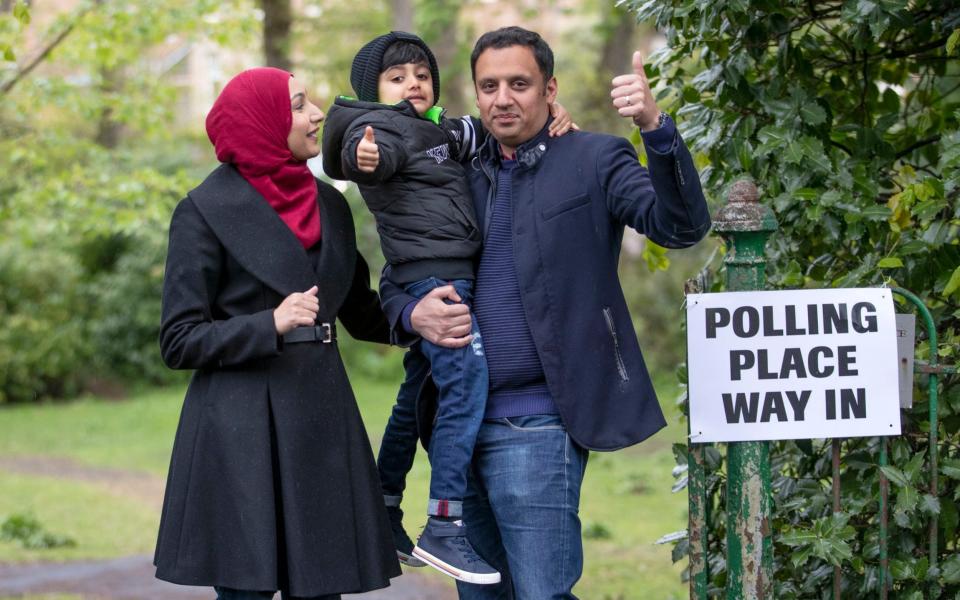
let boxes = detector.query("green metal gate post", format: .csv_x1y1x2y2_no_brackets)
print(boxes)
713,180,778,599
891,286,950,599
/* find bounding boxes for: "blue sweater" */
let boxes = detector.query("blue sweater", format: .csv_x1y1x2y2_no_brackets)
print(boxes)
474,159,556,417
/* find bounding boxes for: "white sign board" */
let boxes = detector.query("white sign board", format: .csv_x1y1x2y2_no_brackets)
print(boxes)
686,288,901,443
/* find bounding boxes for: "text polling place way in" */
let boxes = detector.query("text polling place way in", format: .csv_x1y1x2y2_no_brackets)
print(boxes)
686,288,901,443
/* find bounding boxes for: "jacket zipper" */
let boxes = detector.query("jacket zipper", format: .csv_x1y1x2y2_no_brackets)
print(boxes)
475,153,499,240
675,159,686,187
602,307,630,382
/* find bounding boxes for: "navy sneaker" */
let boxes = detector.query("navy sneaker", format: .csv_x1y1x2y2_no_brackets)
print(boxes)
386,506,426,567
413,518,501,584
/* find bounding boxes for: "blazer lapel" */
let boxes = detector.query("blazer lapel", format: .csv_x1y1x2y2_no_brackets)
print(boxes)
188,164,318,297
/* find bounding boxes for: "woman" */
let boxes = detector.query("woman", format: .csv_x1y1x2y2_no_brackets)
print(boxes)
153,67,400,599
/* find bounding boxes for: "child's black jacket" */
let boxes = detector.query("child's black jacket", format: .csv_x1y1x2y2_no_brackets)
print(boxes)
322,97,482,284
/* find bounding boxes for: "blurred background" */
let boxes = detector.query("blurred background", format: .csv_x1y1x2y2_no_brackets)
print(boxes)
0,1,711,598
9,0,954,596
0,0,709,405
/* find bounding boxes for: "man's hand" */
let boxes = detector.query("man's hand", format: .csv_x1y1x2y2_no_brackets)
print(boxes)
611,51,660,131
410,285,472,348
356,126,380,173
274,285,319,335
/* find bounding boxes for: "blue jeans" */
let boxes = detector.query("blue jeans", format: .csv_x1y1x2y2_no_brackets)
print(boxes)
456,415,588,600
377,344,431,505
398,277,488,517
214,586,340,599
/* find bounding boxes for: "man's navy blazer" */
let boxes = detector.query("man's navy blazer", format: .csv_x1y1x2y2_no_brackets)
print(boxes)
382,121,711,451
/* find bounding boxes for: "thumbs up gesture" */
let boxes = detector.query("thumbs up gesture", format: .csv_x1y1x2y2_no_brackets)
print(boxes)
356,126,380,173
611,51,661,131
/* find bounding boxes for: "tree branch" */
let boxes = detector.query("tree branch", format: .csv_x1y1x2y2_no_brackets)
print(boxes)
859,50,869,126
813,20,851,56
895,136,942,161
813,34,953,75
829,140,853,156
0,2,97,96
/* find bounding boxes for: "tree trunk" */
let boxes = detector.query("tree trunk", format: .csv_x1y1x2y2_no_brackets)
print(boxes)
599,4,636,79
582,2,638,132
95,66,122,148
431,22,465,115
391,0,413,32
417,0,464,115
260,0,292,71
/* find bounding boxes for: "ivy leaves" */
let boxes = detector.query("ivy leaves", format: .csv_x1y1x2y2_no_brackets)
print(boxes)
780,514,856,569
627,0,960,596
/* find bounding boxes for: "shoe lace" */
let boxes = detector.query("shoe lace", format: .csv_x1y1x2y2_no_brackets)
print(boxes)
450,536,485,564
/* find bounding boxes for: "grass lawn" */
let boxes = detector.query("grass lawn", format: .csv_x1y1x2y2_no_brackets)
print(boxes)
0,472,157,562
0,368,689,597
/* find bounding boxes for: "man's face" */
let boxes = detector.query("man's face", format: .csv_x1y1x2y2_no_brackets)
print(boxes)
473,45,557,155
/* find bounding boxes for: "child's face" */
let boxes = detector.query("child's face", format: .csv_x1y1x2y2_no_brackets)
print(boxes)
377,62,435,116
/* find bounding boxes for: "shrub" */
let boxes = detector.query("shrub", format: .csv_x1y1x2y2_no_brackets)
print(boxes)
0,241,93,403
85,229,185,385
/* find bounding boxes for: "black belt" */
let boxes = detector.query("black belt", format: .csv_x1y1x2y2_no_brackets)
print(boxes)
283,322,335,344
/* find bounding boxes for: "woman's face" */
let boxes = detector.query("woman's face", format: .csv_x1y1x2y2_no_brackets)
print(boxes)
287,77,324,161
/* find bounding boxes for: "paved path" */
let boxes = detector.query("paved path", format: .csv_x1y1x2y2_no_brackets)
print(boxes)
0,455,456,599
0,555,456,599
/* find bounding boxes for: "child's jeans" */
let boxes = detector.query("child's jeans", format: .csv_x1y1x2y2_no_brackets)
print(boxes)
377,344,429,506
379,276,488,518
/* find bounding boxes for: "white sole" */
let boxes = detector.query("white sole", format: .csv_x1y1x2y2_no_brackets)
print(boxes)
397,549,427,567
412,546,501,584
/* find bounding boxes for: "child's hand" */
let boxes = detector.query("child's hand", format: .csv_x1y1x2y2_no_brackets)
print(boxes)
356,126,380,173
548,102,579,137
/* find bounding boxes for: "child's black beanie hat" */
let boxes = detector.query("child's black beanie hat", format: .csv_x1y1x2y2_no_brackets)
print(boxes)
350,31,441,104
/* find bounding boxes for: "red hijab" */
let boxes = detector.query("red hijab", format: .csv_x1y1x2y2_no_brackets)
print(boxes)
205,67,321,248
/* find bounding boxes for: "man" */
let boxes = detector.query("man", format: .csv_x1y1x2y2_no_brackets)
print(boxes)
381,26,710,598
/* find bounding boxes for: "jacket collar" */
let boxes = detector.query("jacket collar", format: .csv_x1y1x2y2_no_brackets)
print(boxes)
188,163,320,297
479,116,554,170
333,96,445,123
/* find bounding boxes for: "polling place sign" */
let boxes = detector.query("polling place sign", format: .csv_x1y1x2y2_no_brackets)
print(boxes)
686,288,901,443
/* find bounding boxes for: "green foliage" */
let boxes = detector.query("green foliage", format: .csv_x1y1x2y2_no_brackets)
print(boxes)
0,1,247,402
0,226,188,402
0,1,29,64
779,513,856,568
0,241,91,403
294,0,392,105
624,0,960,596
1,513,75,550
84,229,187,385
583,521,614,540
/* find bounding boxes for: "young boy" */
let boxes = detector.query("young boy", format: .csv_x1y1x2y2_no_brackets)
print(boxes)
322,31,571,585
321,30,497,585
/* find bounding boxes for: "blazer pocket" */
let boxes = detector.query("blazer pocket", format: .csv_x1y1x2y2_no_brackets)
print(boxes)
541,193,590,221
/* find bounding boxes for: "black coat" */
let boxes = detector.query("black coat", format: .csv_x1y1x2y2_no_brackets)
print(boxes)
153,164,401,596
